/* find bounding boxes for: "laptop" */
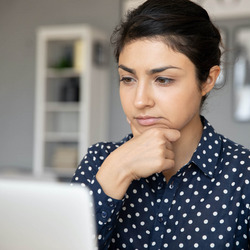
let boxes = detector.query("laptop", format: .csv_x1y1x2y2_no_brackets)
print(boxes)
0,179,97,250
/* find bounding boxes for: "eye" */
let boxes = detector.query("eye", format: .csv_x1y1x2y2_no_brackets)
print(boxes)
120,76,136,85
156,77,174,86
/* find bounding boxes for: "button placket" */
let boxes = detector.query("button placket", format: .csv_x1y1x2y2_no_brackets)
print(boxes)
157,213,164,223
169,181,174,190
150,177,180,249
101,210,107,219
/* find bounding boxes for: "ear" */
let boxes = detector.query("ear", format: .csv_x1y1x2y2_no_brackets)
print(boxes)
201,65,221,96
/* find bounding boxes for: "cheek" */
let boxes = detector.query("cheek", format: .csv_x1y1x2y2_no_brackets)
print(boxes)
120,88,132,116
176,88,201,107
158,86,202,117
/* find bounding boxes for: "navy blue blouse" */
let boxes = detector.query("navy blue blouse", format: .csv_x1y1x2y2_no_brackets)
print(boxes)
72,117,250,249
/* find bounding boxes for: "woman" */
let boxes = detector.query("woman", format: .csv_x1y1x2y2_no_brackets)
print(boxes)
72,0,250,249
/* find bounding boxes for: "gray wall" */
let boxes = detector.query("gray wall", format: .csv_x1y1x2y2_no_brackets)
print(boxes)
0,1,249,173
0,0,129,172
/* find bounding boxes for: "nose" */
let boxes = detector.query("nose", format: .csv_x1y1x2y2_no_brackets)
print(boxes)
134,82,154,109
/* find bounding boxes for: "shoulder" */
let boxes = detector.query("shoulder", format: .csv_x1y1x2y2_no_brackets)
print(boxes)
201,116,250,168
80,134,133,165
219,135,250,166
201,116,250,180
217,134,250,192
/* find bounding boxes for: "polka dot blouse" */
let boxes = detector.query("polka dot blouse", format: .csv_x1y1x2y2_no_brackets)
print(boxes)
71,117,250,249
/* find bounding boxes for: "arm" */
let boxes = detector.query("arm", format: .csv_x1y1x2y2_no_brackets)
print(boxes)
71,142,125,249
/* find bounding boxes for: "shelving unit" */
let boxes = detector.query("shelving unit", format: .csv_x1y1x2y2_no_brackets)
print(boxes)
33,24,109,181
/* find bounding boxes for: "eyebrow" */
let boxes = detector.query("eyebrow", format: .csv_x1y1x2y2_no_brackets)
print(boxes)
149,66,182,74
118,64,182,75
118,65,135,74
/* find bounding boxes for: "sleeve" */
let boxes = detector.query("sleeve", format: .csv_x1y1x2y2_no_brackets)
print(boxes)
247,186,250,248
247,170,250,247
71,143,124,249
241,151,250,247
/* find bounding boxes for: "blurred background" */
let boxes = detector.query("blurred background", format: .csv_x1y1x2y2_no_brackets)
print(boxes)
0,0,249,182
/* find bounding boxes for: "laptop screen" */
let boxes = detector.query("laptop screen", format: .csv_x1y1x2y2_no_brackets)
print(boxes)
0,180,97,250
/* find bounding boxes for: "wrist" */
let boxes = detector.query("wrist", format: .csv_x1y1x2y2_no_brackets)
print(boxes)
96,153,133,200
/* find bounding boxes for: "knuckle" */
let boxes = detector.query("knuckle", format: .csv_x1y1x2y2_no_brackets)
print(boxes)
168,150,175,160
155,157,165,168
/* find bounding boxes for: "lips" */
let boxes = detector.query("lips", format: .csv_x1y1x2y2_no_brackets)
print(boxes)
135,116,161,126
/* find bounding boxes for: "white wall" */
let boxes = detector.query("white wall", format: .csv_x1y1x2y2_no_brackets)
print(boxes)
196,0,250,19
123,0,250,18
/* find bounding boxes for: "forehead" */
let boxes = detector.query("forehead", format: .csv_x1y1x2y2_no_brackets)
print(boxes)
118,38,194,71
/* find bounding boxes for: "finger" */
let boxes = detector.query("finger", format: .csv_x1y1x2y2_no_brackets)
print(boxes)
164,139,173,150
164,148,175,160
162,158,175,171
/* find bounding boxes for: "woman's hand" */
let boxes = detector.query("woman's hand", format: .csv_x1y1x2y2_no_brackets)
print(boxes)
96,125,180,199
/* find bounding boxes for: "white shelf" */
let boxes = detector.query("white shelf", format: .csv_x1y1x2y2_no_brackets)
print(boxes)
46,68,81,78
44,167,76,178
45,132,79,142
33,24,109,180
46,102,80,112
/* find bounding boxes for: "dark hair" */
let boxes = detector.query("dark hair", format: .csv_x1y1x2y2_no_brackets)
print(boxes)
111,0,223,105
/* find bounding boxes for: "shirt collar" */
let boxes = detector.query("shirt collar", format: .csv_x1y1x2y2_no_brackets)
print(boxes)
190,116,222,179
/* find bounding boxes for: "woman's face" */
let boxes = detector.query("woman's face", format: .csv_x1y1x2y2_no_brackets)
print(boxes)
118,39,207,136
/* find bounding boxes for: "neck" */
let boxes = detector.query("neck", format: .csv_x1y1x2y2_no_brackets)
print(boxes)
163,115,203,183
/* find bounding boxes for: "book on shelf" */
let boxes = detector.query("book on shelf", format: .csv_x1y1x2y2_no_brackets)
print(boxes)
52,146,78,169
74,40,85,73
